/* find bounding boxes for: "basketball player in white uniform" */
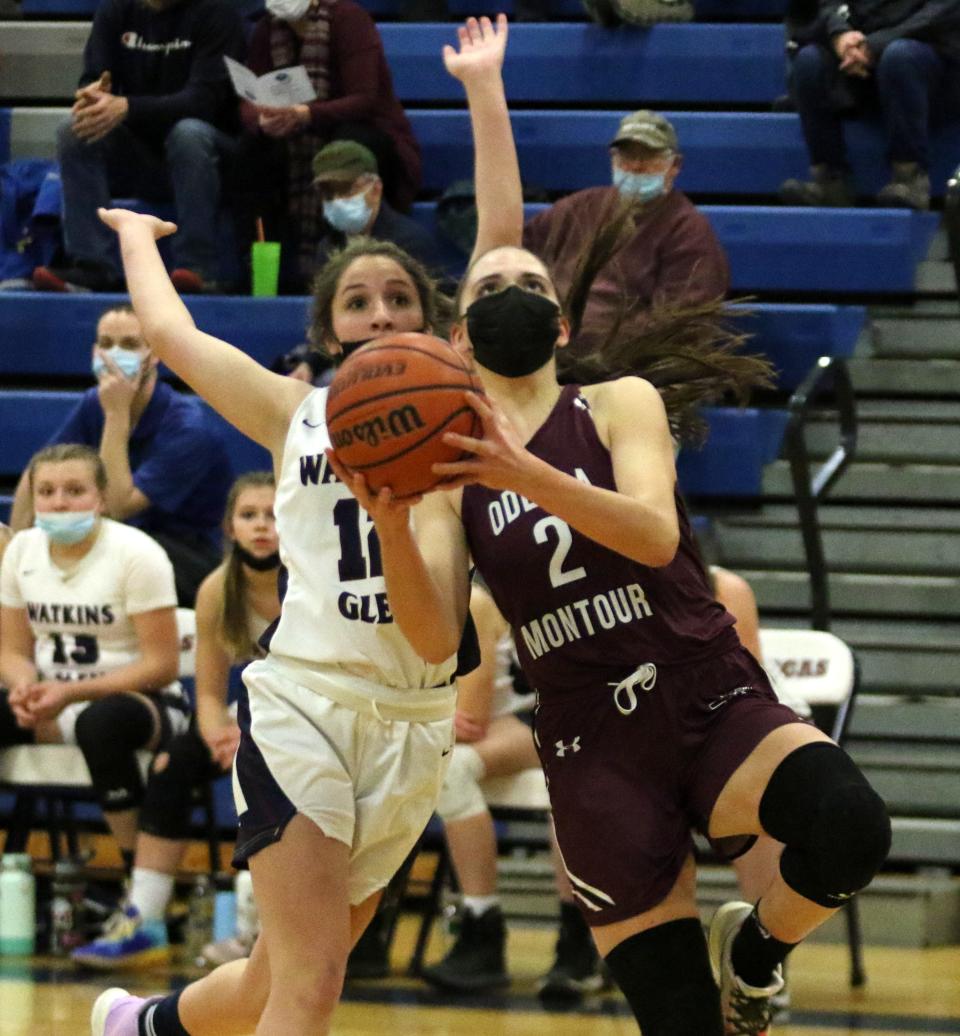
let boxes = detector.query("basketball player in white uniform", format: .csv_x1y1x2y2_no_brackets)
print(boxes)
0,444,189,869
90,19,518,1034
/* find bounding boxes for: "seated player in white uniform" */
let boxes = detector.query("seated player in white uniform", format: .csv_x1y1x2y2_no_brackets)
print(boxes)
0,444,189,910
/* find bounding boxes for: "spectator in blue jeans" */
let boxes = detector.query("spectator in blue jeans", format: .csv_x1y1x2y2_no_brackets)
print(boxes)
780,0,960,210
32,0,246,294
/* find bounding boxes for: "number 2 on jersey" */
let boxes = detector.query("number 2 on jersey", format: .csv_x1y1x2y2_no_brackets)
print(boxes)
533,516,586,588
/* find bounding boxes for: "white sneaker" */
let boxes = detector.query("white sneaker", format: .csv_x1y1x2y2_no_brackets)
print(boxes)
708,901,784,1036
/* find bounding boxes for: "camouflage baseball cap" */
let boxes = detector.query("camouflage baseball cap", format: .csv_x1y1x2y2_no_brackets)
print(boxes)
312,140,379,184
610,110,679,152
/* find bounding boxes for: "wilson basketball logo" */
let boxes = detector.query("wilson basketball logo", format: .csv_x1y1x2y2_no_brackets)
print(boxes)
329,403,426,450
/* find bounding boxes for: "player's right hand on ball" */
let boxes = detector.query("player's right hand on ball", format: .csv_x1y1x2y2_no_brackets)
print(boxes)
325,449,422,527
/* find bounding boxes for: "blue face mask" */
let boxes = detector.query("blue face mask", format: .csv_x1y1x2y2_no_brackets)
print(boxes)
34,510,98,545
92,346,144,381
613,167,668,202
323,191,373,235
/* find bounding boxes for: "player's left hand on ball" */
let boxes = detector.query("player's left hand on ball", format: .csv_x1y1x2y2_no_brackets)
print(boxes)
434,391,531,492
324,449,422,522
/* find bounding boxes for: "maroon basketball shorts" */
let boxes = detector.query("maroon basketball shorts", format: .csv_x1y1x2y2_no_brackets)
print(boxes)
533,644,805,926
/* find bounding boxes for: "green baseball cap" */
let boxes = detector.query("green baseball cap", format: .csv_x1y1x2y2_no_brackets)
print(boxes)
312,140,379,184
610,110,679,152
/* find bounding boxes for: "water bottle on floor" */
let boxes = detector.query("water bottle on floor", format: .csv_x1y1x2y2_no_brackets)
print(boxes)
0,854,36,956
185,875,215,966
50,858,86,955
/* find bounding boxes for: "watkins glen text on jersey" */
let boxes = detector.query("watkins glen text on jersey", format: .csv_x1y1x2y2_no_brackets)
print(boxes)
521,582,653,659
27,602,115,625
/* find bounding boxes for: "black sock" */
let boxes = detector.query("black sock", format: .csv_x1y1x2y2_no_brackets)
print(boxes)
730,906,797,988
121,848,135,876
605,918,723,1036
140,990,190,1036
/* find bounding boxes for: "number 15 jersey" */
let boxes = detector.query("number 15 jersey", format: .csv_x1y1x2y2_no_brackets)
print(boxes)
460,385,735,697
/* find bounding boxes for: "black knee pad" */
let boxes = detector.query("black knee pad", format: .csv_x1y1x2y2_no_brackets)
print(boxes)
139,732,214,840
604,919,723,1036
73,694,156,812
759,742,891,908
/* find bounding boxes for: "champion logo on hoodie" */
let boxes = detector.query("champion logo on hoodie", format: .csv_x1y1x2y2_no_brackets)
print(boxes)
120,31,192,53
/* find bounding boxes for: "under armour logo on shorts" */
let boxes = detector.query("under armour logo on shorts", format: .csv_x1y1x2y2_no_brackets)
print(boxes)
708,685,754,710
555,737,581,757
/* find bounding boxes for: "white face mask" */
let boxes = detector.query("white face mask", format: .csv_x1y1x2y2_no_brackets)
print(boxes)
266,0,311,20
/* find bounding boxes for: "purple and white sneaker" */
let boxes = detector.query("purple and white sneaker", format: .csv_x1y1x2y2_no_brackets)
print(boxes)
90,987,160,1036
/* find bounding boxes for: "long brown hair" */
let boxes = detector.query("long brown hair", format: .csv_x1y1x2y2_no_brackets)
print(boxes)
309,237,453,360
545,196,774,443
219,471,276,661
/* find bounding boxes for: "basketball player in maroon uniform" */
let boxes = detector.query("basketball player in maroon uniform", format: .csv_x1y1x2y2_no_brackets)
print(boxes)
329,20,892,1036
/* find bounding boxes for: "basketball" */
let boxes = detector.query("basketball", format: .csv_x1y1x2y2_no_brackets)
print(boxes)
325,332,483,498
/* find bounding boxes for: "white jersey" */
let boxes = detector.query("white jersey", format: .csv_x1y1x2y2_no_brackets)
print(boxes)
0,519,179,683
264,388,457,714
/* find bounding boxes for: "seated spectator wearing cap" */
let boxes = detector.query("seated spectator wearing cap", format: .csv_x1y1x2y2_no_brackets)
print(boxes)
523,110,728,356
31,0,246,295
312,142,443,273
780,0,960,210
241,0,422,288
9,304,233,606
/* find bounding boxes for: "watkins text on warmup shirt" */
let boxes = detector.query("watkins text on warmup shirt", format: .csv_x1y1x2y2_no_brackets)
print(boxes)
78,0,246,141
461,385,737,695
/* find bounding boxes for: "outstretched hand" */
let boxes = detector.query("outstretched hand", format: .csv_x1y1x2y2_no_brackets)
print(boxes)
432,391,535,493
443,14,508,86
98,207,177,240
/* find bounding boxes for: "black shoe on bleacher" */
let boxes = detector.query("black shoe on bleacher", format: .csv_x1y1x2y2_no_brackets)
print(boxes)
32,260,123,293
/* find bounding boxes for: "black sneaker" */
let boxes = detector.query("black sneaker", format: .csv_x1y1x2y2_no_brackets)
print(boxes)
780,165,856,207
420,906,509,993
537,903,610,1003
32,260,123,293
877,162,931,211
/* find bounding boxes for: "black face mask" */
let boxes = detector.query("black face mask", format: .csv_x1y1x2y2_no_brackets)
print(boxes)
335,339,372,363
466,286,561,378
234,544,281,571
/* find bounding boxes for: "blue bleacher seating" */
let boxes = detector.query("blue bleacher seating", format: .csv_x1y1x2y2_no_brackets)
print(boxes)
0,385,785,498
405,110,960,198
677,406,790,497
0,388,269,480
0,495,11,524
0,293,865,388
382,24,784,104
0,293,311,377
409,201,939,292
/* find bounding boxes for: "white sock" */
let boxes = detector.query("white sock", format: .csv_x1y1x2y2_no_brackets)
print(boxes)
129,868,175,923
462,894,499,917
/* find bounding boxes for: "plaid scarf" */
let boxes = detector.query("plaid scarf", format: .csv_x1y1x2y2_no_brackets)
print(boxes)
270,2,335,279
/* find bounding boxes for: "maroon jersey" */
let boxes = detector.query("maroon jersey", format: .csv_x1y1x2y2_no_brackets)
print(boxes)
461,385,736,695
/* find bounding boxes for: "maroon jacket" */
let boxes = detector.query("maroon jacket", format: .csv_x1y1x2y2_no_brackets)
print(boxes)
524,186,729,355
241,0,421,209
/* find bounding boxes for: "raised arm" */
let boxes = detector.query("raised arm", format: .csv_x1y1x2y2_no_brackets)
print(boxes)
443,15,523,265
97,208,310,457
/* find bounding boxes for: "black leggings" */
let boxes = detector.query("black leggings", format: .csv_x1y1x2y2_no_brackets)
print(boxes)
0,690,36,747
139,730,222,841
73,693,161,813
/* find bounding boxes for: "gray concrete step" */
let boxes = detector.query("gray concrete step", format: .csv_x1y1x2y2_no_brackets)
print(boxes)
762,460,960,502
742,569,960,615
848,357,960,396
715,507,960,573
871,314,960,358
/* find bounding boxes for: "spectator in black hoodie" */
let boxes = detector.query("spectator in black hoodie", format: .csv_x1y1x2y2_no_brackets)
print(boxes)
33,0,245,294
780,0,960,210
